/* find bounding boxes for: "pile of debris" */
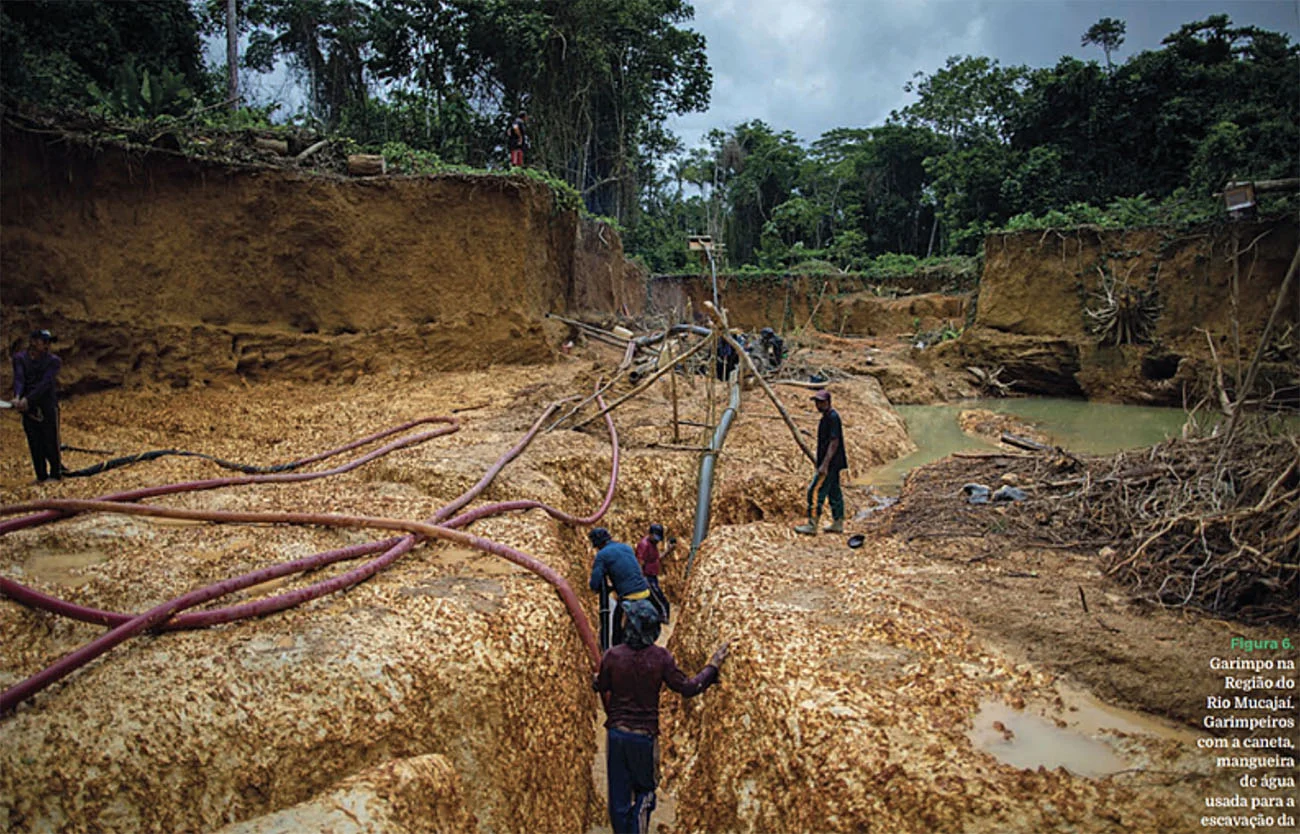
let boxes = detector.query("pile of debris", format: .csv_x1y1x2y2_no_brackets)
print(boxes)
888,431,1299,625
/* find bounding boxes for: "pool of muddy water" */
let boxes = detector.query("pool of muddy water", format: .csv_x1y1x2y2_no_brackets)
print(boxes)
861,398,1210,491
968,669,1200,778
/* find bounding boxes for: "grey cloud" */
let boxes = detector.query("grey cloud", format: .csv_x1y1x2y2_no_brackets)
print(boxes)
669,0,1300,151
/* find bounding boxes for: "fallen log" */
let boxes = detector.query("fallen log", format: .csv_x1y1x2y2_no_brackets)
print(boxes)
1001,432,1050,452
253,137,289,156
348,154,387,176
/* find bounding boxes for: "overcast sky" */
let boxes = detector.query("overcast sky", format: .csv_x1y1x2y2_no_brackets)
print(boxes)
666,0,1300,152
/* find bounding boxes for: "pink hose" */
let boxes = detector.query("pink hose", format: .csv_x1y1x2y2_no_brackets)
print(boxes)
1,396,619,714
0,417,461,536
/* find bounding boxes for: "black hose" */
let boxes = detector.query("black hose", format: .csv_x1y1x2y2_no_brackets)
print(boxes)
60,448,309,478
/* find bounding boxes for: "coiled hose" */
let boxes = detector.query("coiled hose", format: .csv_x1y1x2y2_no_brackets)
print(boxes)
1,395,620,714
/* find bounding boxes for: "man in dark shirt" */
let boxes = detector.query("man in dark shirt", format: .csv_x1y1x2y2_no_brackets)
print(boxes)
588,527,651,651
795,389,848,535
507,112,529,167
634,523,674,624
12,329,63,483
593,599,728,834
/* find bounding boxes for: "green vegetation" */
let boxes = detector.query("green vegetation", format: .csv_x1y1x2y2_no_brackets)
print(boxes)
634,15,1297,271
0,4,1294,280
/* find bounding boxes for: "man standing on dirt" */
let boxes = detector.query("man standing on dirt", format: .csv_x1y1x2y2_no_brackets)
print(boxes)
589,527,652,651
507,112,529,168
11,329,63,483
635,523,674,624
594,598,728,834
795,389,847,535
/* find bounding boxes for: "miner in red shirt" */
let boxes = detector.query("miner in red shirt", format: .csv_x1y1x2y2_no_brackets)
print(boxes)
634,523,673,623
594,599,728,834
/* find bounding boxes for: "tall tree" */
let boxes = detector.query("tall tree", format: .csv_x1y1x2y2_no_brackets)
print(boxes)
1082,17,1126,70
241,0,373,127
226,0,239,107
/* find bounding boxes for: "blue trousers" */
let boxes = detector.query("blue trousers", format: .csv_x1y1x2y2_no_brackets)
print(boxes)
606,728,657,834
806,468,844,522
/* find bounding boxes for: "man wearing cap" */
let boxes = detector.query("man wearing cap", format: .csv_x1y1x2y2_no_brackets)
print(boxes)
594,598,728,834
12,329,63,483
635,523,674,624
794,389,848,535
588,527,652,651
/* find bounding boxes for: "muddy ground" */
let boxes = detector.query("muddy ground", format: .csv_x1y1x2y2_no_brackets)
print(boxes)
1,333,1296,833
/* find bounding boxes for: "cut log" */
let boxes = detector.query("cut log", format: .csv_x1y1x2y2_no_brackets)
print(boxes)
348,154,387,176
253,137,289,156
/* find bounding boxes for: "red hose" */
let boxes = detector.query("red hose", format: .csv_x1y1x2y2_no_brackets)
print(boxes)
1,395,620,713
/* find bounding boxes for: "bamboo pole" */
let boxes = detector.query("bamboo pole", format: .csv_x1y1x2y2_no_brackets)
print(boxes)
545,372,628,432
572,335,715,430
671,344,680,443
702,302,816,463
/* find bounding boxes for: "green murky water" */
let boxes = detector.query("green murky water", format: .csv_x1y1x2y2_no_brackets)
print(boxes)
860,399,1211,492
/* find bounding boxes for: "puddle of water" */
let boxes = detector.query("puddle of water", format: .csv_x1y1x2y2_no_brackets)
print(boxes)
23,548,112,587
969,699,1129,778
859,398,1218,492
1055,682,1198,745
438,545,526,577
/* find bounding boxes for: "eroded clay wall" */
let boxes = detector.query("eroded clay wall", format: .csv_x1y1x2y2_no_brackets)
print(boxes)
650,274,967,337
1,127,637,393
955,222,1298,402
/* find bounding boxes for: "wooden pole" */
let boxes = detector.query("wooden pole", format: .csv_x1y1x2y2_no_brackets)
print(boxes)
702,302,816,463
1231,227,1242,391
572,335,715,430
1219,242,1300,456
671,343,680,443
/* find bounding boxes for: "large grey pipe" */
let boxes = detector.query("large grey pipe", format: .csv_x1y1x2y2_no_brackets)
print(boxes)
684,374,741,580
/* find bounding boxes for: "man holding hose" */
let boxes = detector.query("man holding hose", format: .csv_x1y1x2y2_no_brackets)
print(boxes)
794,389,847,535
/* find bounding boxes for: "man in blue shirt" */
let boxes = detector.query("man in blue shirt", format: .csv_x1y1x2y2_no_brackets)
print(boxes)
588,527,651,651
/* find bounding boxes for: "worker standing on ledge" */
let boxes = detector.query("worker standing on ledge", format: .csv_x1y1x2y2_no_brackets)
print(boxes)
588,527,651,651
594,599,728,834
794,389,848,535
507,112,529,167
12,328,63,484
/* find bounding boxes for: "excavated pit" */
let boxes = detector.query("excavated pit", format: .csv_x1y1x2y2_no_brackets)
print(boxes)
5,357,1294,833
3,133,1297,833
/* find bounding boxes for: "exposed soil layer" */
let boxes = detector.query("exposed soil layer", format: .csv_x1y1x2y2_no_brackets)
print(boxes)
948,223,1299,404
2,125,643,394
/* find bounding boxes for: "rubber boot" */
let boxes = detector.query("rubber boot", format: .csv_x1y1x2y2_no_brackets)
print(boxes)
794,517,819,535
824,519,844,534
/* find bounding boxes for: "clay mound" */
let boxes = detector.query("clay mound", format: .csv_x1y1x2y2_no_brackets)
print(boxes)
213,754,476,834
664,523,1209,833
